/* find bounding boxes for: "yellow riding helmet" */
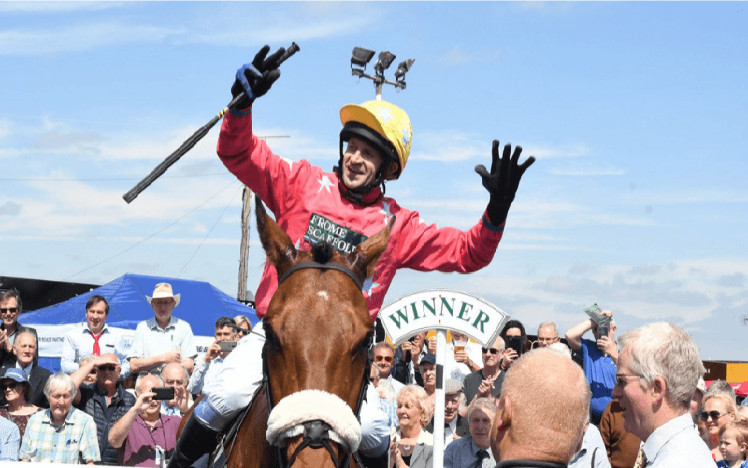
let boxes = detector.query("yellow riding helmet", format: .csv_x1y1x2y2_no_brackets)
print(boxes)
339,100,412,180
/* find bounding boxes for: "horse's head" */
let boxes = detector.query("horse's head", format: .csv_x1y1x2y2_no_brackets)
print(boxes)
255,197,392,468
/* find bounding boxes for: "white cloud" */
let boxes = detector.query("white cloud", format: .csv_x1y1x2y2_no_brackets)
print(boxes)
620,189,748,206
0,2,127,14
410,131,486,162
0,22,186,56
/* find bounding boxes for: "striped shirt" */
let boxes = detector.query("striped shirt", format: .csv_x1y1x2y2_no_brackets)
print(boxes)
0,415,20,461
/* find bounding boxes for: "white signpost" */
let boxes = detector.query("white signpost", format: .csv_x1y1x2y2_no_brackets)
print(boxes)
379,289,510,468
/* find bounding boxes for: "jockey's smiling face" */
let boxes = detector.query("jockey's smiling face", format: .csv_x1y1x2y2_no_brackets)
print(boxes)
342,136,384,191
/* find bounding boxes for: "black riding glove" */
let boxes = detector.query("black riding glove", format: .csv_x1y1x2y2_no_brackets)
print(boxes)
230,45,286,110
475,140,536,227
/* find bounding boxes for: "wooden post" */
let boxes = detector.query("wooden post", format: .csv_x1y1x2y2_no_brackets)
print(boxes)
237,186,252,301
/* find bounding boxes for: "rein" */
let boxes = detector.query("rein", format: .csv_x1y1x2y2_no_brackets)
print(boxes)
264,260,373,468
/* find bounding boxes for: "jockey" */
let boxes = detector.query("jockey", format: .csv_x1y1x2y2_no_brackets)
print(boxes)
168,45,535,468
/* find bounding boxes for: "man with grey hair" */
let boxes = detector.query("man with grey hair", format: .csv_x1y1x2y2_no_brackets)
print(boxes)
0,328,52,408
19,372,100,463
71,353,136,465
109,373,181,466
491,348,591,468
536,321,560,348
464,335,506,407
161,362,192,416
611,322,712,467
445,397,497,468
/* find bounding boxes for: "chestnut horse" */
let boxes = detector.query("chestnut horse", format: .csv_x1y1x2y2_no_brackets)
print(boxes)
193,197,393,468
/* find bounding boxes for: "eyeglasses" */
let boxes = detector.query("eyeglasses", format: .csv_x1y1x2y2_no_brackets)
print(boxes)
0,308,18,314
236,328,251,336
481,348,502,355
97,365,118,372
0,382,19,390
375,355,394,363
614,373,642,387
699,410,729,421
537,337,558,343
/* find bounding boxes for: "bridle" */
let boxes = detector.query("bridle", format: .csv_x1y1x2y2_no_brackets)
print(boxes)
264,259,372,468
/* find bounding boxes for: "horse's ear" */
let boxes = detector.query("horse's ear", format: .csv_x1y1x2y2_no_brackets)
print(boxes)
255,196,298,274
347,216,395,282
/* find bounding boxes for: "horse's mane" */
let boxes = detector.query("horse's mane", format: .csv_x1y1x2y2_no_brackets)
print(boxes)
311,242,335,264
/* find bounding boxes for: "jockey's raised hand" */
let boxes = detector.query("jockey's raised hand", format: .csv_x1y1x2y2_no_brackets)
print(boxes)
230,44,286,110
475,140,536,227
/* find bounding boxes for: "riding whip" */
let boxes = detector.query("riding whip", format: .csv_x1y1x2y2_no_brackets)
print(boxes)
122,42,300,204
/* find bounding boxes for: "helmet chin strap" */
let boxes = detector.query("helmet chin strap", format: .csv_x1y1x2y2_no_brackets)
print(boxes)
334,161,386,206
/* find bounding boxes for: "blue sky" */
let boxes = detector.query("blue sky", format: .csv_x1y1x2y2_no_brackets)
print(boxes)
1,2,746,361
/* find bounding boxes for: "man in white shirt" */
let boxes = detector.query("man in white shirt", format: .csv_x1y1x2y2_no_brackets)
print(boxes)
372,342,404,397
189,317,238,395
611,322,713,468
128,283,196,374
61,295,130,380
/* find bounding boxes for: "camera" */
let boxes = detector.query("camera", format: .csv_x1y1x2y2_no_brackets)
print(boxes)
151,387,175,400
219,341,238,353
505,336,523,356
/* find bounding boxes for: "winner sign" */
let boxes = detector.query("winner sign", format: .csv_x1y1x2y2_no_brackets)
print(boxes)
379,289,509,347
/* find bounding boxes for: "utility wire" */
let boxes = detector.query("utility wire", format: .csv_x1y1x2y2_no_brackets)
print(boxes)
177,184,242,278
0,173,231,182
62,180,238,281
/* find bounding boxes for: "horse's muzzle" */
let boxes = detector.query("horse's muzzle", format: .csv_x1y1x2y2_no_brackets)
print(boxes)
304,420,331,449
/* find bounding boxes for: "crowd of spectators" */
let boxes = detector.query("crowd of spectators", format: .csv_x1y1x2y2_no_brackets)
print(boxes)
0,285,742,468
0,285,251,466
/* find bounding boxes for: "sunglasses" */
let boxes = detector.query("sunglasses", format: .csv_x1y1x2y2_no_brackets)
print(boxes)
481,347,502,355
97,365,117,372
0,382,19,390
614,374,641,387
236,328,251,336
375,355,394,363
0,308,18,314
699,410,729,421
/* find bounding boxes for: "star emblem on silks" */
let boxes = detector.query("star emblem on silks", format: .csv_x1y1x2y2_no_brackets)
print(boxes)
281,157,295,171
379,201,393,224
377,107,394,125
317,175,334,193
362,277,380,296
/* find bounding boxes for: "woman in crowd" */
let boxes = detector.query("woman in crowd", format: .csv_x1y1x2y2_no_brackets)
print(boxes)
0,368,40,440
703,393,739,461
233,315,252,339
499,320,529,370
391,384,433,468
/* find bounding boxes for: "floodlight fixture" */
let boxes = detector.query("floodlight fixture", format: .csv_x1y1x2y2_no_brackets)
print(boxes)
374,51,396,75
351,47,375,69
394,58,415,81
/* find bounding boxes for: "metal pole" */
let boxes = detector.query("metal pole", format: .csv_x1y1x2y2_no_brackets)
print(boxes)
433,329,447,468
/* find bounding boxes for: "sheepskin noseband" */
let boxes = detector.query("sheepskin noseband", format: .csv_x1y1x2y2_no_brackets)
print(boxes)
266,389,362,453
